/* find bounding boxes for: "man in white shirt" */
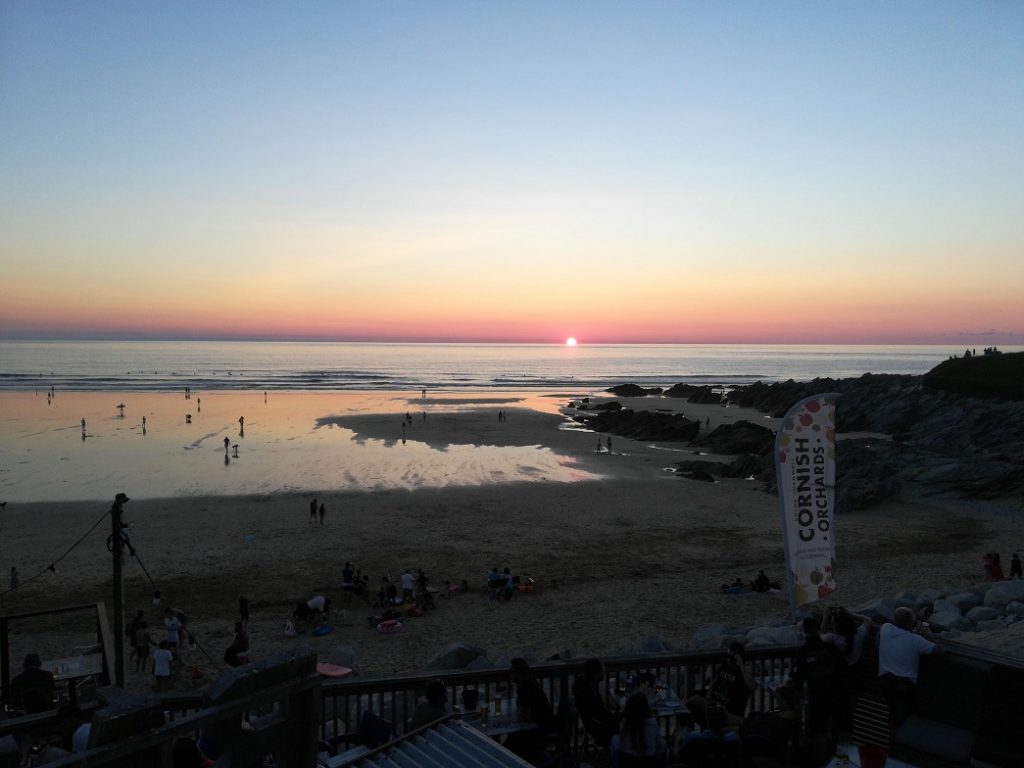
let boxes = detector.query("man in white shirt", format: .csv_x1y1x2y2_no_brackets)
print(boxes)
152,641,174,692
878,607,943,727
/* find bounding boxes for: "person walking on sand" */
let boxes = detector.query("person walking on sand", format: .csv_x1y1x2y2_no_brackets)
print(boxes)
596,438,602,453
606,436,613,454
134,621,153,673
239,594,250,627
318,502,325,525
309,498,318,524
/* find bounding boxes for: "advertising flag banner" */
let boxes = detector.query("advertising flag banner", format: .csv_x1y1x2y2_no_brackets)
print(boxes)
775,393,840,612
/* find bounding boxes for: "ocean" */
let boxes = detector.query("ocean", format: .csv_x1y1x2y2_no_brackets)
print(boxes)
2,341,1016,502
0,341,1004,392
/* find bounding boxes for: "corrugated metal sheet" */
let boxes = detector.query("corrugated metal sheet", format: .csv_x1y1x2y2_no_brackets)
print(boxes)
324,720,534,768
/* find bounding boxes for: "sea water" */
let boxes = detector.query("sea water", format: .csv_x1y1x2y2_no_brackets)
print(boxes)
1,342,1016,502
0,341,1001,392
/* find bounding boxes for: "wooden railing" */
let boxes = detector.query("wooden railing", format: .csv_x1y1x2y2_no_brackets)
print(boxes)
147,644,802,751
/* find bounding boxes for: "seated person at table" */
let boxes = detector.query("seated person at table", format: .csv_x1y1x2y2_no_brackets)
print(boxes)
685,642,756,727
573,659,620,748
737,681,800,762
505,658,555,761
611,692,667,763
678,704,740,759
407,679,450,730
10,652,56,714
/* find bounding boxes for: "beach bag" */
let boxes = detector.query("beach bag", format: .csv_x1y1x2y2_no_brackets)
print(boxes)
377,619,402,634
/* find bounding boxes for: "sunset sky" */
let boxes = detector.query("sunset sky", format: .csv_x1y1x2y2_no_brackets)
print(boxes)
2,2,1022,344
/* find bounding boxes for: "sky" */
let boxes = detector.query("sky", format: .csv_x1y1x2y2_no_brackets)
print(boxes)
1,2,1022,345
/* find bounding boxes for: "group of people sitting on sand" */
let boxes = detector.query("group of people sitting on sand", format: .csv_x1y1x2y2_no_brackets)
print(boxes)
719,570,781,595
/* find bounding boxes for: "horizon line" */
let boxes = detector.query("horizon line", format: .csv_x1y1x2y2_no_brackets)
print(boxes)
2,335,1021,347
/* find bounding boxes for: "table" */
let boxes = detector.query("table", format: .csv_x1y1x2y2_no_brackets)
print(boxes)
316,663,353,678
42,653,104,705
464,714,538,739
824,743,920,768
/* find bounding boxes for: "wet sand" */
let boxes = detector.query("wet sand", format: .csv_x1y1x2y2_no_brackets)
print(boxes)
1,391,1017,692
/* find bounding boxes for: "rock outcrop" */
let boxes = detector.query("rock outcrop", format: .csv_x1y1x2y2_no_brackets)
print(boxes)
574,409,702,442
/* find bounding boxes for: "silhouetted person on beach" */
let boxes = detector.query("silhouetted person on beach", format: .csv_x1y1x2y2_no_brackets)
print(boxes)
607,436,612,454
309,498,318,524
318,503,325,525
223,437,230,453
1011,553,1023,579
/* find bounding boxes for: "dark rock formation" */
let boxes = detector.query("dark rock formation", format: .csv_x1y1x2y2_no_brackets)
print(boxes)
592,401,623,412
575,409,701,442
607,384,663,397
722,366,1024,502
922,351,1024,401
693,420,775,454
664,384,723,404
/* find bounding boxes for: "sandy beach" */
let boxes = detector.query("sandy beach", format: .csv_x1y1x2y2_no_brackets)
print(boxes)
1,390,1018,691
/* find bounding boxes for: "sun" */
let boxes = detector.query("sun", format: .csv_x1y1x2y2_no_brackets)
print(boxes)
565,337,577,346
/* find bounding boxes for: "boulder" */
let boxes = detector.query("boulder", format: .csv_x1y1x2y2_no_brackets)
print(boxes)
689,623,732,650
931,599,961,616
983,581,1024,608
745,625,803,647
860,598,899,622
946,592,980,612
892,590,917,608
966,606,1000,623
592,401,623,411
425,641,488,671
928,611,970,631
1005,601,1024,617
914,589,945,608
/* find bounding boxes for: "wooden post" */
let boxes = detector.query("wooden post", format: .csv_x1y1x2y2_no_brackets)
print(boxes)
0,617,9,707
110,496,127,689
